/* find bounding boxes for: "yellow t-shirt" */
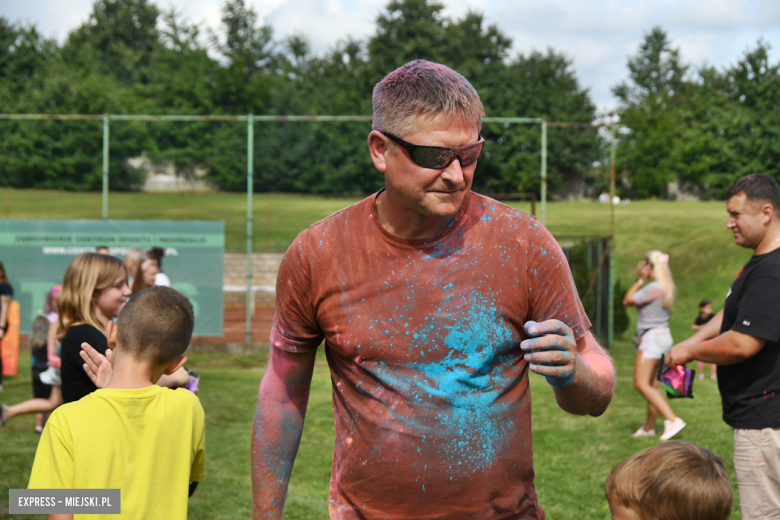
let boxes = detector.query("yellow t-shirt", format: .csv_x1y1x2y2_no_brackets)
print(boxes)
28,385,205,520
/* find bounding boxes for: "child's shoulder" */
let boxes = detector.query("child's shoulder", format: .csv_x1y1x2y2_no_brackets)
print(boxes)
168,387,205,416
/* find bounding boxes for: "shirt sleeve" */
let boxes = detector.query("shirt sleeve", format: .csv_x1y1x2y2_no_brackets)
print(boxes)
154,273,171,287
525,226,591,340
189,399,206,482
730,275,780,342
632,283,662,306
28,414,74,489
269,232,325,353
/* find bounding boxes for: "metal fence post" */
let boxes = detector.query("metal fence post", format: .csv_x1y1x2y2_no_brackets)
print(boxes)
540,120,547,225
608,125,617,348
102,114,109,219
246,114,254,345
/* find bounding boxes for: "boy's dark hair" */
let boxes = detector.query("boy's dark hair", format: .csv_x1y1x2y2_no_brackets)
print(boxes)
606,441,732,520
699,299,711,308
726,173,780,213
116,286,194,365
147,247,165,269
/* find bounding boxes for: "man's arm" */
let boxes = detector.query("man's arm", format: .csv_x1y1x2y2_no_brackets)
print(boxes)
252,346,317,520
522,321,615,416
666,329,765,367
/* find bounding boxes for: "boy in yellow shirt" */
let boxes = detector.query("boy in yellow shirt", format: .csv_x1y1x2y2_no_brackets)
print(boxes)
28,286,205,520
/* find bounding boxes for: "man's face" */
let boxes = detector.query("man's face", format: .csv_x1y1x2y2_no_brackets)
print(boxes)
726,193,770,249
381,115,479,220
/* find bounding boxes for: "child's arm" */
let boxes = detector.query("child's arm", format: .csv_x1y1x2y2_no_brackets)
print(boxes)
157,367,190,388
47,319,61,368
49,514,72,520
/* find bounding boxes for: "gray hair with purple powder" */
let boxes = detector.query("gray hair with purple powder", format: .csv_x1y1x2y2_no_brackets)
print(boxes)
372,60,485,137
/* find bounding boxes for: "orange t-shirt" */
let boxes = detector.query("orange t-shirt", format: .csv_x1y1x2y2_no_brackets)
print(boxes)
271,190,590,520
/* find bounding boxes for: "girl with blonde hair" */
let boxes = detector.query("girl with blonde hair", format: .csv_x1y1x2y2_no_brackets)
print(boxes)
58,253,131,403
623,250,686,441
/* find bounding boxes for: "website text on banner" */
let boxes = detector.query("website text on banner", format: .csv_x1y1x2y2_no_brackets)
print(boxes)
0,219,224,336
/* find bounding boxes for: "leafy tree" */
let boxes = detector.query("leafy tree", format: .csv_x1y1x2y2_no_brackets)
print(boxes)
613,26,689,198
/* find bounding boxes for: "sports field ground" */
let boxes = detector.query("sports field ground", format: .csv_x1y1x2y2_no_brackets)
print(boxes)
0,194,749,518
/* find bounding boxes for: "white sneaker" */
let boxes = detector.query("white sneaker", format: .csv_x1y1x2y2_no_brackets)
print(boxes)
633,426,656,437
660,418,686,441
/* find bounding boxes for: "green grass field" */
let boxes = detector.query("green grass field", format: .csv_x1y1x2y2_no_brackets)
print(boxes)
0,193,750,518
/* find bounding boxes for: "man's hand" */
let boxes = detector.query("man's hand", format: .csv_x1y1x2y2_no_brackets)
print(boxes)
521,320,577,388
79,342,113,388
665,343,694,367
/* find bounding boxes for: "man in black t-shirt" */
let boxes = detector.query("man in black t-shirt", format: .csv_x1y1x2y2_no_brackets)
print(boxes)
667,174,780,520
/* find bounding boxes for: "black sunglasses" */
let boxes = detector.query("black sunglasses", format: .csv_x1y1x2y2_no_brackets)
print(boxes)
380,131,485,169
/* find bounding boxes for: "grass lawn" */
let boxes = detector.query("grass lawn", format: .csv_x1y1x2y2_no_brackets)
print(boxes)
0,342,739,519
0,193,750,518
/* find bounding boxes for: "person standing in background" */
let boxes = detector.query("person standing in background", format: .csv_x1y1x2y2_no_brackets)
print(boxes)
691,299,717,381
0,260,14,392
146,247,171,287
623,251,686,441
124,247,145,287
667,174,780,520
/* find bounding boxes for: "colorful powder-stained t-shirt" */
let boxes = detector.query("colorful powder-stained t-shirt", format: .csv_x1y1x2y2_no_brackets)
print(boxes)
271,190,591,520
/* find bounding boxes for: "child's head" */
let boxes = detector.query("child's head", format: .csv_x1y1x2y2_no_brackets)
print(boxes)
58,253,128,340
43,284,61,315
114,286,194,368
699,299,713,316
605,441,732,520
29,315,50,351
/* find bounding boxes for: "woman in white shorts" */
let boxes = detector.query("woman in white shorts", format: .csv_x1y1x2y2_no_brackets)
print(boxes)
623,250,686,441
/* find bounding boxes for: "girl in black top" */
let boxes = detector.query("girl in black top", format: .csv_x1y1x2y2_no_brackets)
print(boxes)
58,253,131,404
0,260,14,391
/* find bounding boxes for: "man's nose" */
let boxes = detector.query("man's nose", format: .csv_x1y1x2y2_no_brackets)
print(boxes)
440,159,465,185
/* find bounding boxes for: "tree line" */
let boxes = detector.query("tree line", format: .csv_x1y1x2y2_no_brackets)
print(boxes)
0,0,777,198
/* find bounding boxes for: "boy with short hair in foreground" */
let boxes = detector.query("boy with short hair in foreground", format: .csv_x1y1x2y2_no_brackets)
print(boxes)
606,441,732,520
29,286,205,520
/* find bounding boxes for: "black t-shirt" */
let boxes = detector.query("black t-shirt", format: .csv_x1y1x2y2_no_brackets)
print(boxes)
32,344,49,371
0,282,13,298
60,323,108,404
0,282,13,331
719,247,780,429
694,313,714,326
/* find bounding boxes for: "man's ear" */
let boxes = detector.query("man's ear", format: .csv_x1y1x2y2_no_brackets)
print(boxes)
762,202,775,225
106,320,118,350
368,131,390,173
164,355,187,375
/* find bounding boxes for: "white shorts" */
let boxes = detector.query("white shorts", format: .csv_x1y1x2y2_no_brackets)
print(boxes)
639,326,673,360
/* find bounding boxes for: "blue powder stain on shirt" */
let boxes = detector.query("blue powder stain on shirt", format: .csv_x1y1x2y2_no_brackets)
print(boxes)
319,240,323,246
365,290,518,472
481,215,492,221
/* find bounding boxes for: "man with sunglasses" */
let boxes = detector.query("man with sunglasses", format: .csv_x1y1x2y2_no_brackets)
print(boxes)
252,60,615,520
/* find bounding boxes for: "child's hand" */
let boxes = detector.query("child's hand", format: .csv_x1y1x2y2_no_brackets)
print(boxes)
79,342,113,388
48,351,62,369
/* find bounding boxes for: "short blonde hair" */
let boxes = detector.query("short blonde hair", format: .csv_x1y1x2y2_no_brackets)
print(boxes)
372,59,485,137
606,442,732,520
645,250,675,310
57,253,127,340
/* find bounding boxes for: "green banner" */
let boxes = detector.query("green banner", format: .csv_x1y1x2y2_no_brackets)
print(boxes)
0,220,224,336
